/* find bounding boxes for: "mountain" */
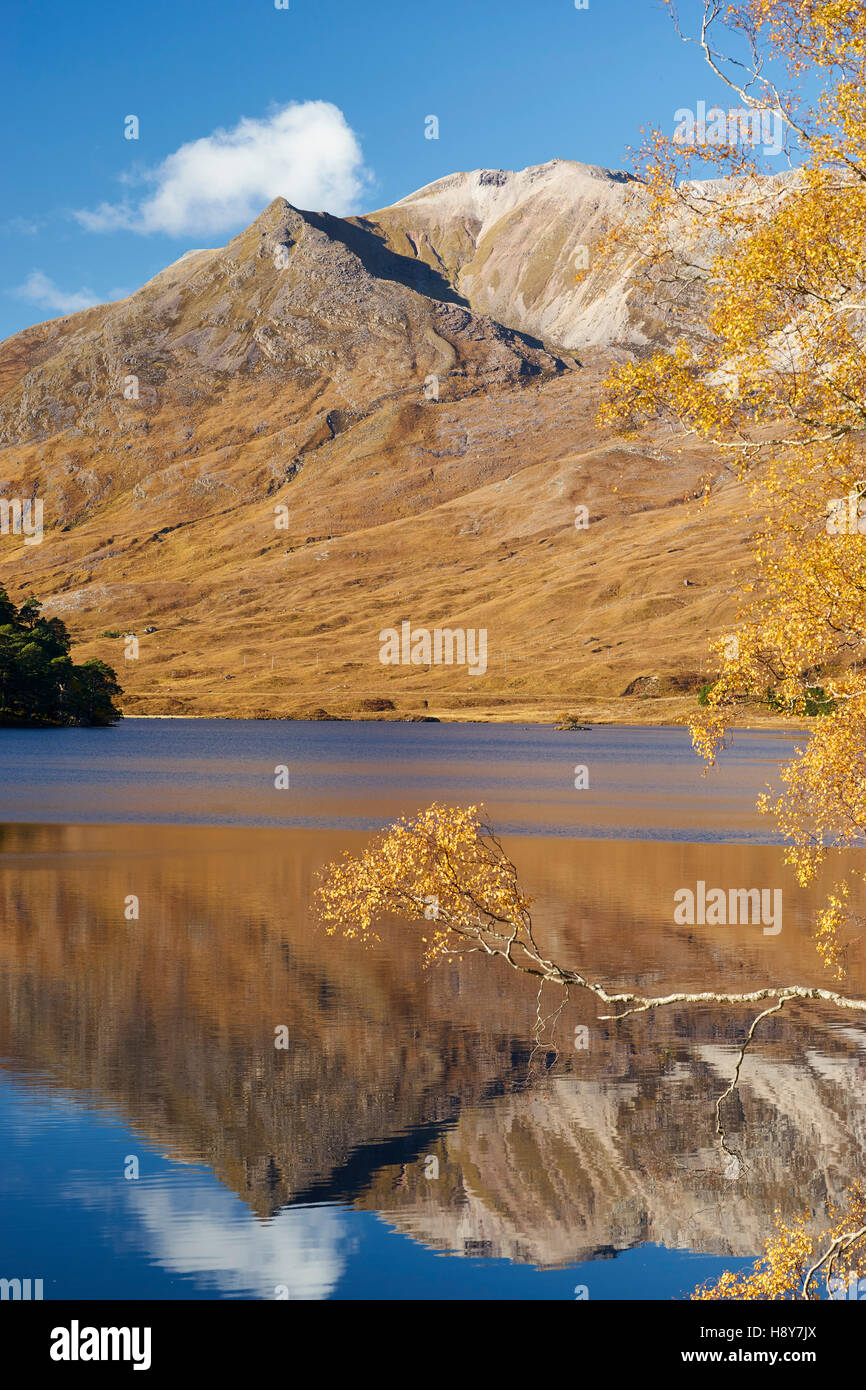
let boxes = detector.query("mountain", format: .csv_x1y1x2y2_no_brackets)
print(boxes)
360,159,651,350
0,162,756,721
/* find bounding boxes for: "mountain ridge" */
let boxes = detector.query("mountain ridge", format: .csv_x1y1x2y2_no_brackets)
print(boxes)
0,160,765,722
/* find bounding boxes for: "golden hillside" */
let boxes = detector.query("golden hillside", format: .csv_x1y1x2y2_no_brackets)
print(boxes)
0,165,762,721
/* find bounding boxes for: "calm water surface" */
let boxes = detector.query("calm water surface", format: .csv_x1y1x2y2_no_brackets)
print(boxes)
0,717,806,839
0,721,861,1299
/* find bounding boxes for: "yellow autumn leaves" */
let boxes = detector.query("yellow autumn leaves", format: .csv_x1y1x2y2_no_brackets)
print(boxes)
602,0,866,972
315,803,534,968
695,1186,866,1300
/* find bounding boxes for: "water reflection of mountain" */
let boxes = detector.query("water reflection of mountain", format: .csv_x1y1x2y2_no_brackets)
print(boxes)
0,823,864,1267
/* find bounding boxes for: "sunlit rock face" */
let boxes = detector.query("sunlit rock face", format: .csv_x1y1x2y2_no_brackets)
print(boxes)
365,160,649,352
363,159,791,352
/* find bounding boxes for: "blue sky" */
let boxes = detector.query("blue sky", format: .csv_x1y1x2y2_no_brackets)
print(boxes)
1,0,785,341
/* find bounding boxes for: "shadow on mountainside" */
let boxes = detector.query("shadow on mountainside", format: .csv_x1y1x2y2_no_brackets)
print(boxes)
303,208,471,309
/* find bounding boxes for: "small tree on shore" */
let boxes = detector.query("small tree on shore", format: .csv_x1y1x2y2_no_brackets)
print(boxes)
0,588,122,726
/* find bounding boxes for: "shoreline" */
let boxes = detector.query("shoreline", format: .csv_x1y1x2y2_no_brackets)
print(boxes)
119,711,809,733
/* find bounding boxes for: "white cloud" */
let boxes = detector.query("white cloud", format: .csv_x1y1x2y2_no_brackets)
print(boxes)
127,1180,353,1298
10,270,129,315
74,101,370,237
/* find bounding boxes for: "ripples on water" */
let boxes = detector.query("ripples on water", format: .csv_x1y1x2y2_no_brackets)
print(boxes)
0,721,861,1298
